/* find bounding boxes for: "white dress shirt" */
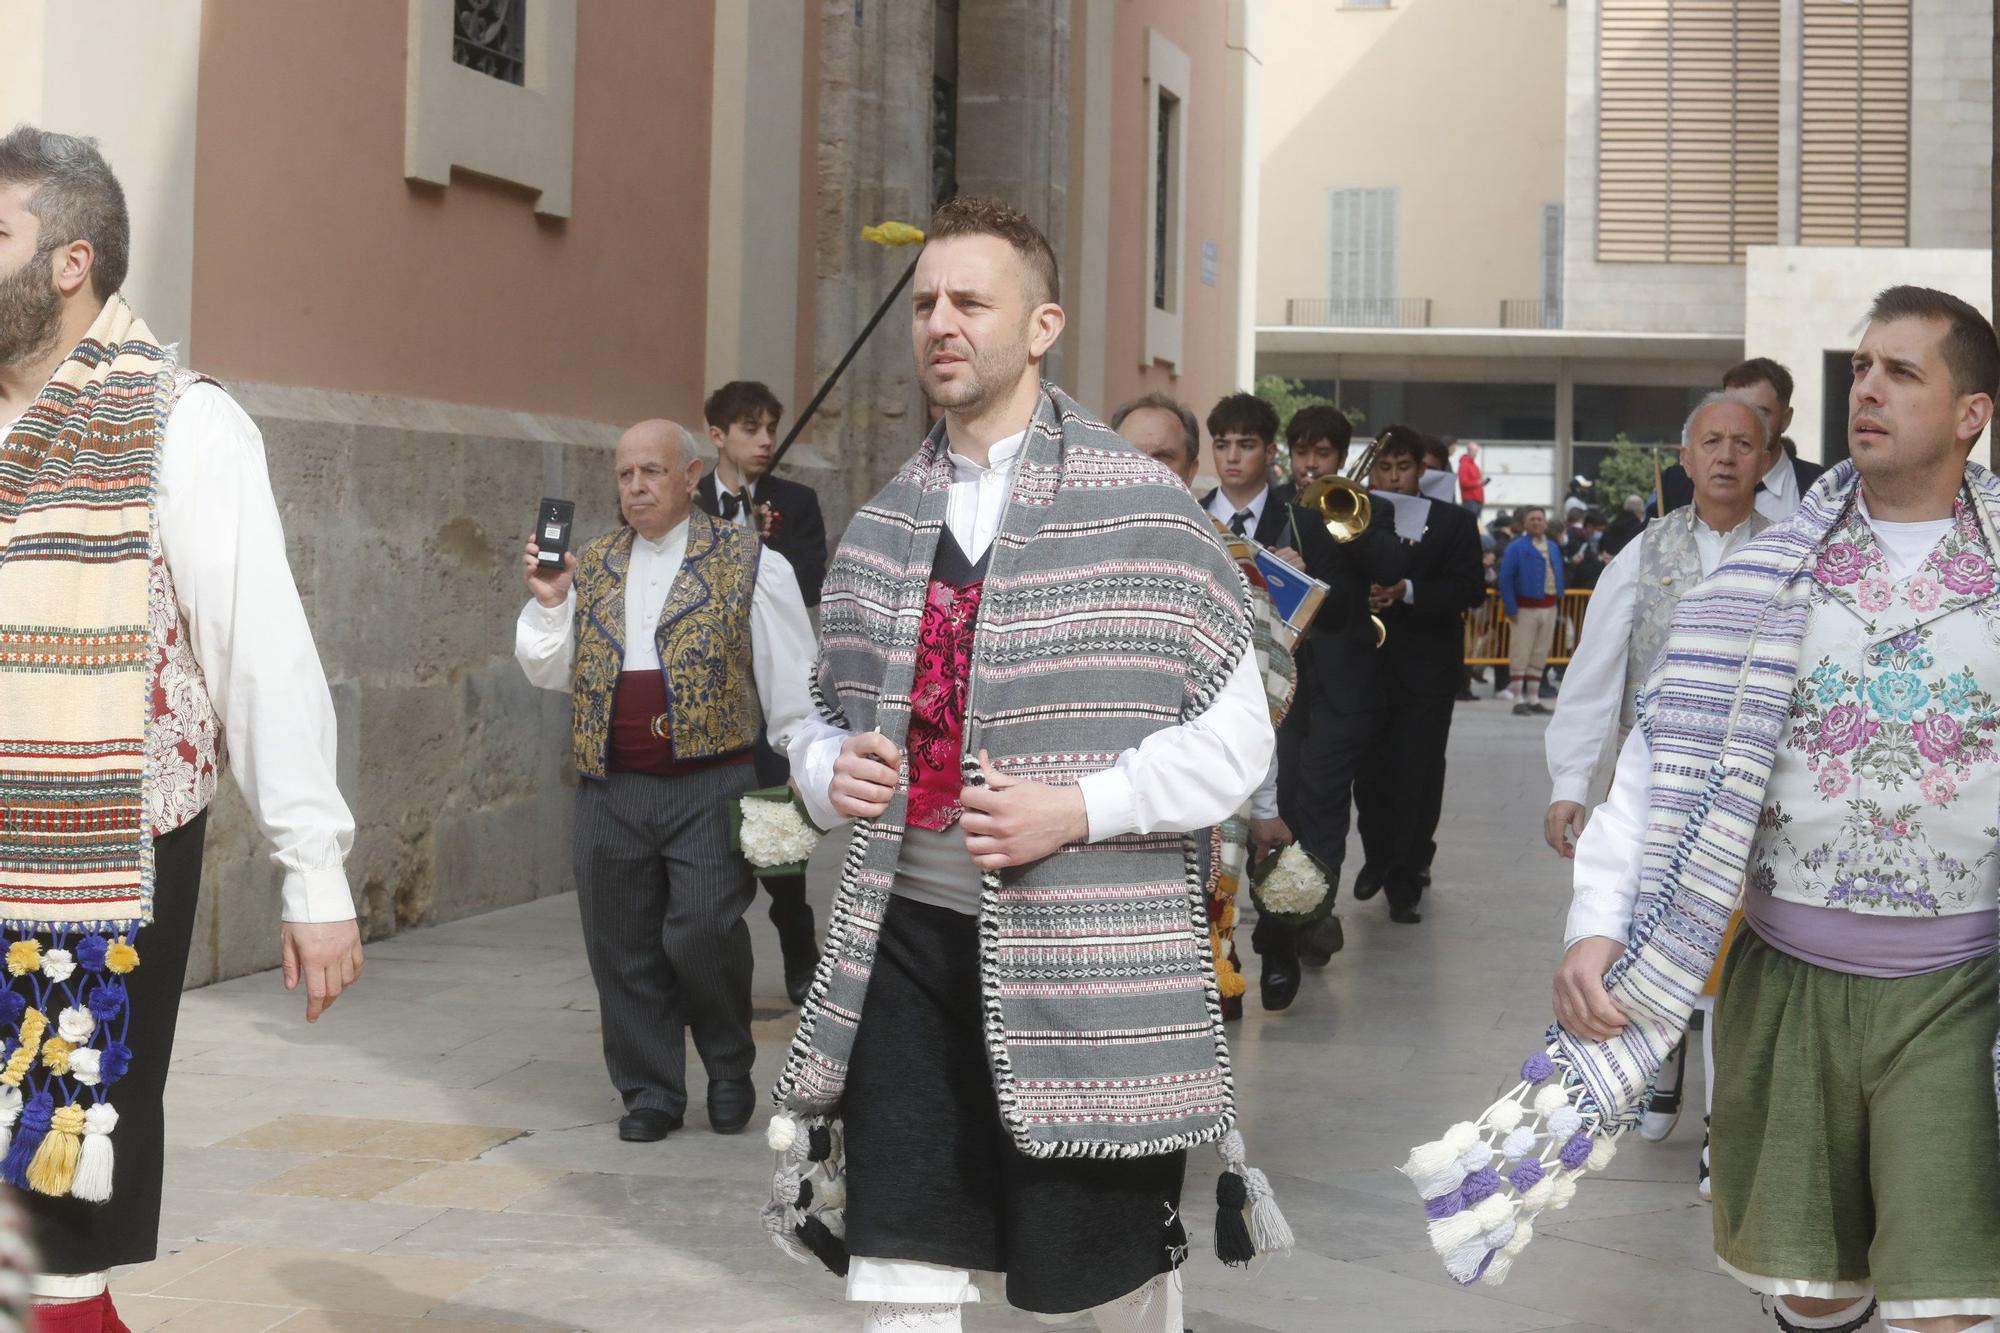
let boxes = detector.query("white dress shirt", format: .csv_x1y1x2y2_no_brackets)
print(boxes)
2,384,361,924
1205,483,1272,537
1543,510,1759,806
513,519,817,755
1563,502,1958,949
1754,452,1798,522
791,432,1275,840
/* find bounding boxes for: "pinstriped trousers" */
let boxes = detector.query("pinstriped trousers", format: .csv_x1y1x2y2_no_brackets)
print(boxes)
573,765,759,1115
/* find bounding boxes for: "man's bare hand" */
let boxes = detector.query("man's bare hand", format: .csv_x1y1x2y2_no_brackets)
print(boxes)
1553,936,1628,1040
1250,815,1291,862
281,920,364,1023
831,732,901,821
1544,800,1587,858
1269,545,1307,571
960,751,1089,870
1369,580,1409,613
522,539,576,608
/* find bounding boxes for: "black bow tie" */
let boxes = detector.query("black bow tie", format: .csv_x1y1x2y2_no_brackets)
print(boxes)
1754,481,1768,494
720,491,743,519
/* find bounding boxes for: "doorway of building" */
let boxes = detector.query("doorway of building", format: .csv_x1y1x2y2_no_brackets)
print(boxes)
1821,350,1855,466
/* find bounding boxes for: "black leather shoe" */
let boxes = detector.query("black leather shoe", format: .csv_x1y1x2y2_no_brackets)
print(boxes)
1418,866,1433,890
1352,864,1384,902
706,1075,756,1134
1260,954,1301,1011
618,1108,683,1142
1389,904,1423,924
785,951,821,1008
1297,914,1344,967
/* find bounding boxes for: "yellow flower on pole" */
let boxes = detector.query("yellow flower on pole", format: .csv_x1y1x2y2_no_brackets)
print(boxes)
860,221,926,248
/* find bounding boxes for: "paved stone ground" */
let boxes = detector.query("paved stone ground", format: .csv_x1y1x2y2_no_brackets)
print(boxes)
113,700,1748,1332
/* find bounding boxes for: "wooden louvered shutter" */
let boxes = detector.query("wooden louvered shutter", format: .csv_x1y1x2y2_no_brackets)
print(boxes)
1598,0,1780,264
1800,0,1910,245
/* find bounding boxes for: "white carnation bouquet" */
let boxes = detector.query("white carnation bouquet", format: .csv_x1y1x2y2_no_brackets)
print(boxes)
1249,843,1334,926
732,786,821,875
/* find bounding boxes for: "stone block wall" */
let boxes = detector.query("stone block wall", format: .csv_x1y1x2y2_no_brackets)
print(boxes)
1909,0,1993,249
182,385,843,987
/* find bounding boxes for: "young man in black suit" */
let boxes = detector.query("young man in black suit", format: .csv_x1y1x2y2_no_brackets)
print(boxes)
694,381,828,1004
1348,428,1485,925
696,381,829,607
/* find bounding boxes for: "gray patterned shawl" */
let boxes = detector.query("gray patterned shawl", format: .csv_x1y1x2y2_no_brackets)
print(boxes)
770,383,1256,1158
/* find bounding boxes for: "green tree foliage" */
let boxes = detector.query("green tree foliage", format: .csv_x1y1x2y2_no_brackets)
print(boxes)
1593,434,1672,508
1253,376,1367,474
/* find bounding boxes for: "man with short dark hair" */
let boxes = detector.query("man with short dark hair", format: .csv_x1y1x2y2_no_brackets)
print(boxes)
1521,287,2000,1333
1658,357,1828,518
0,125,363,1329
1349,427,1484,925
1201,392,1291,549
693,380,829,1006
775,196,1286,1330
1280,403,1352,504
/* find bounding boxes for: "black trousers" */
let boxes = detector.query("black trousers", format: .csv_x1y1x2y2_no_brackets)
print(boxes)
845,896,1187,1315
1354,690,1456,910
572,767,758,1116
27,812,206,1275
751,736,812,950
1288,671,1379,883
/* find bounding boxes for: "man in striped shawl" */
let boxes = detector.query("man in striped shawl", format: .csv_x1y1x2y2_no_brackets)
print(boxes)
1405,288,2000,1333
770,198,1285,1331
0,128,361,1332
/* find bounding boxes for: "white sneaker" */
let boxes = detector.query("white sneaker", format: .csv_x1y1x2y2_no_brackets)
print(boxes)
1637,1102,1682,1143
1496,688,1518,703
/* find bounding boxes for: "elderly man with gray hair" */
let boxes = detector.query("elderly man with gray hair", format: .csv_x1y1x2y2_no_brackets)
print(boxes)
516,418,816,1143
1539,390,1772,1190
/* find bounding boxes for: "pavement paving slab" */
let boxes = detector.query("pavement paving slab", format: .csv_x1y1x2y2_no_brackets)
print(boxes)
126,701,1747,1331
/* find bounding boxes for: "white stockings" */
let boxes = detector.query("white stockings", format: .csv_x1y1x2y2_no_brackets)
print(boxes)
858,1274,1182,1333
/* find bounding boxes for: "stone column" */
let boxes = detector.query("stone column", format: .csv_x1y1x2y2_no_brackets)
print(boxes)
814,0,939,510
953,0,1071,388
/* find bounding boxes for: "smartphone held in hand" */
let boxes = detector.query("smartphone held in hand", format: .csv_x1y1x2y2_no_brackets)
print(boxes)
536,498,575,567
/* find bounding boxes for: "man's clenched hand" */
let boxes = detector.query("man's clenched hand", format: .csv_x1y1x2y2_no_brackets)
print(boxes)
960,751,1089,870
281,920,364,1023
1544,800,1587,858
831,732,901,821
1553,936,1628,1040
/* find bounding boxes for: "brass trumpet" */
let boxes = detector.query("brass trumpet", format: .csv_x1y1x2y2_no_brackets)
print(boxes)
1295,438,1387,646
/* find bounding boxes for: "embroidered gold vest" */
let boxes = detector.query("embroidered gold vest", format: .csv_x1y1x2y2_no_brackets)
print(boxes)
569,512,762,778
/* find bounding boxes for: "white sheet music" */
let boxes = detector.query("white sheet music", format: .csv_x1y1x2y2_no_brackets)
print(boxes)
1372,489,1431,542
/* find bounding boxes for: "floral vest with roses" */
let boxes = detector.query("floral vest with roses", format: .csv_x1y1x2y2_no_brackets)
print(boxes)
1749,490,2000,919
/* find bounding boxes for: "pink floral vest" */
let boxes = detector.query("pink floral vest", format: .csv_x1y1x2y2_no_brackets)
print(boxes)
904,529,988,831
144,371,226,836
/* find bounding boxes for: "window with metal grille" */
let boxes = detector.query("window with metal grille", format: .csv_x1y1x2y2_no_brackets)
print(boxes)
1153,92,1180,313
1799,0,1910,246
1597,0,1780,264
1541,203,1565,324
1326,188,1399,324
453,0,525,86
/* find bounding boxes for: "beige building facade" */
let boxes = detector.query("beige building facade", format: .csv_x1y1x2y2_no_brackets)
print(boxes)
1,0,1259,984
1256,0,1994,503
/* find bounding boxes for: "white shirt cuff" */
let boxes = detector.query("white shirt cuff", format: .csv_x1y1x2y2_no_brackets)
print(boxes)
521,595,571,630
1549,775,1591,806
1077,768,1137,843
1400,580,1416,605
281,866,359,923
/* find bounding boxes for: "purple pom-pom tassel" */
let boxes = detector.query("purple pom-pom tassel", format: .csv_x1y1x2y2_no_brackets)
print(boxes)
74,935,109,973
1520,1051,1555,1084
87,981,127,1023
100,1040,133,1085
1,1091,52,1187
1459,1167,1502,1204
0,991,23,1026
1507,1159,1545,1192
1559,1131,1593,1171
1423,1189,1464,1220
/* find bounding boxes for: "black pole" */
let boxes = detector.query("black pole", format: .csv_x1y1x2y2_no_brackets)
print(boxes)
765,255,921,476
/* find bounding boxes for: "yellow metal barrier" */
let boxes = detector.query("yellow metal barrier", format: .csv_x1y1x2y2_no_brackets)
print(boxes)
1463,588,1593,668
